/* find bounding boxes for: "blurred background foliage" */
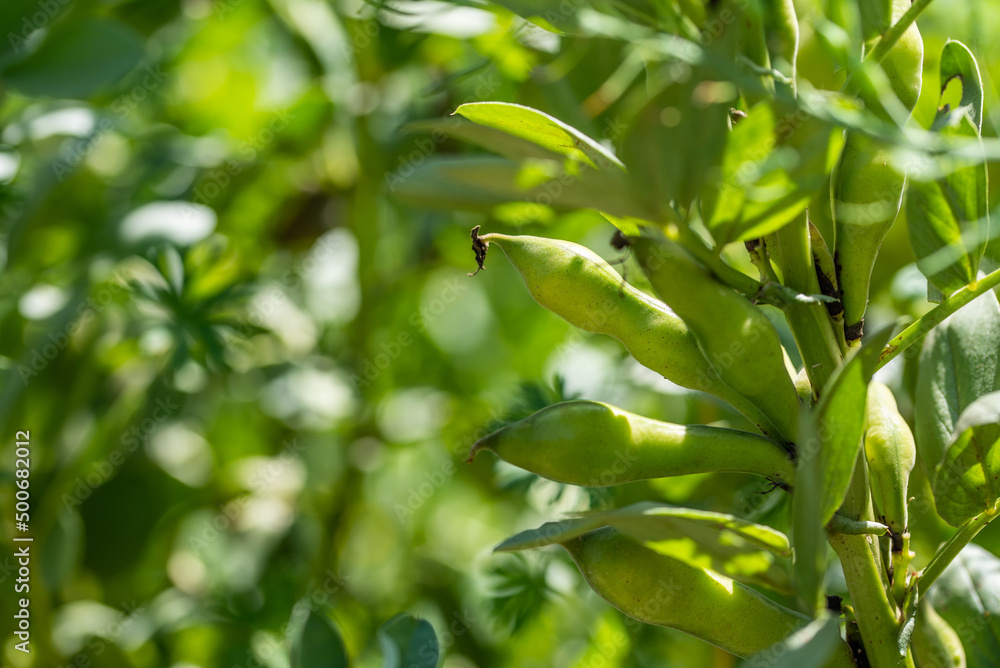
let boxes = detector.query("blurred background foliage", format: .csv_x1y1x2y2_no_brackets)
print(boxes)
2,0,1000,666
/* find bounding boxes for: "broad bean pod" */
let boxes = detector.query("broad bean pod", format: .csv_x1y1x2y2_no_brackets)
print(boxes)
631,235,801,443
469,400,795,487
478,232,787,441
911,599,966,668
561,527,857,665
863,382,915,536
834,0,923,342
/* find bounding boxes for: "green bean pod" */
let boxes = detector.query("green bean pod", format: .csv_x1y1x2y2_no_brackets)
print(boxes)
864,382,915,536
561,528,856,664
911,600,966,668
631,236,801,442
469,400,795,487
833,134,907,342
479,232,787,440
834,0,923,342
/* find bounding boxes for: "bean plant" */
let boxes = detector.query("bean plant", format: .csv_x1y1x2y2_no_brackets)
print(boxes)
397,0,1000,666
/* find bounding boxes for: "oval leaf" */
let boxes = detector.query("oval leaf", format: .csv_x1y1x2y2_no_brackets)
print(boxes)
378,614,438,668
3,18,145,98
916,290,1000,527
455,102,624,172
934,391,1000,525
926,544,1000,668
906,41,989,295
292,611,349,668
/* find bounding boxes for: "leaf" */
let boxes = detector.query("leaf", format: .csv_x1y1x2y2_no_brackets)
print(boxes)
496,502,792,593
388,156,653,220
378,614,439,668
2,18,145,98
933,391,1000,525
793,325,894,611
703,99,845,245
737,615,845,668
404,118,567,163
292,611,349,668
916,290,1000,526
939,40,984,132
455,102,625,172
925,544,1000,668
906,41,988,296
0,0,43,61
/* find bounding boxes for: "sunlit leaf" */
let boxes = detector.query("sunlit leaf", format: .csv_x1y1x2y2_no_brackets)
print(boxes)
496,502,792,592
455,102,625,171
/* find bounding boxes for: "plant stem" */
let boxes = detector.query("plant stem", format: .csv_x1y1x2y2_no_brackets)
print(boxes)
667,224,762,297
832,534,912,668
768,215,843,394
917,505,1000,597
876,267,1000,371
866,0,937,63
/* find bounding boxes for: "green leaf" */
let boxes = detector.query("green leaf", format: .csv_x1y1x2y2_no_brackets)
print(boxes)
939,40,984,132
404,118,566,163
2,18,145,98
916,290,1000,527
455,102,624,172
925,544,1000,668
389,156,652,220
292,611,349,668
0,0,46,62
737,615,844,668
496,502,792,593
793,325,894,611
933,391,1000,525
378,614,439,668
703,99,845,245
906,41,988,296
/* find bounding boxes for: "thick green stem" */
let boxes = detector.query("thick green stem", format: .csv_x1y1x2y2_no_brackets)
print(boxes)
866,0,936,64
917,505,1000,597
829,452,909,668
876,267,1000,371
769,216,844,394
831,532,911,668
668,224,762,296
